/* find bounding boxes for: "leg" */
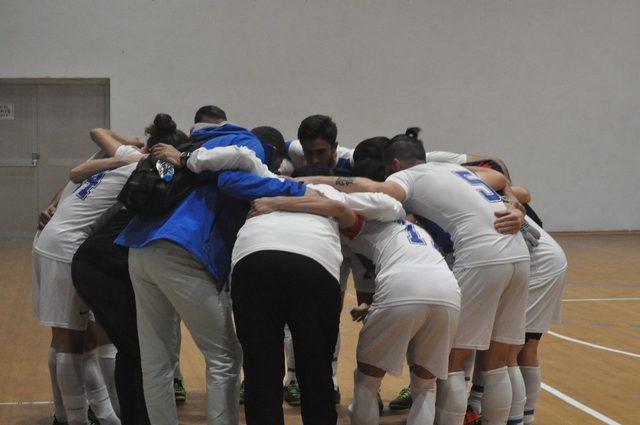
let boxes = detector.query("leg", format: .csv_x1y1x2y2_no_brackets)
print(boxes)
518,336,542,424
96,324,120,417
53,327,89,425
477,342,512,425
406,366,436,425
507,345,526,425
350,363,384,425
436,349,470,425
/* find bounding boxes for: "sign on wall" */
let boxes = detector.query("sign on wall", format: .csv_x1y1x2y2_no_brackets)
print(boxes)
0,103,15,120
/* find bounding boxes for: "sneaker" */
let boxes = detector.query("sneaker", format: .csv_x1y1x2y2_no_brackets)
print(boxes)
52,416,67,425
463,406,482,425
174,378,187,403
283,380,301,406
239,381,245,405
388,387,412,410
377,392,384,414
334,386,341,404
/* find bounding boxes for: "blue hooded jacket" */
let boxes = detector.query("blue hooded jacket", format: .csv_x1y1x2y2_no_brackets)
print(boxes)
115,123,306,290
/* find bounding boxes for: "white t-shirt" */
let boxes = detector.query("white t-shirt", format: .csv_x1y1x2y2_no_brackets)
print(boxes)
349,219,461,310
526,217,567,282
425,150,468,165
232,183,345,281
387,162,529,270
34,146,142,263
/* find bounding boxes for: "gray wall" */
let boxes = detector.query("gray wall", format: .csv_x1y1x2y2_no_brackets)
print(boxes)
1,0,638,231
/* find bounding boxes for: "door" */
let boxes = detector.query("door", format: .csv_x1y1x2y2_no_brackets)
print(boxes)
0,79,109,237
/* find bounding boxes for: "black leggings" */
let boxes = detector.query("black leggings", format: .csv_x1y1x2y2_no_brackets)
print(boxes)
231,250,341,425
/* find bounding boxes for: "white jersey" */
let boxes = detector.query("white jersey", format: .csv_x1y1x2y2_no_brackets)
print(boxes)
34,145,142,263
349,219,461,310
387,162,529,270
526,217,567,282
282,139,354,175
425,151,468,165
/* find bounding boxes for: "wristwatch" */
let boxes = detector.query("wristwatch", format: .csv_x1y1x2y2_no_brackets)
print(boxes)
180,151,191,169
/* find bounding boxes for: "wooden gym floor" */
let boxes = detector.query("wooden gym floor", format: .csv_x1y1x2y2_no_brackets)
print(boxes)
1,233,638,424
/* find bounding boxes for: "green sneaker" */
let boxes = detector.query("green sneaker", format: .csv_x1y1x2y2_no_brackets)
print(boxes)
174,378,187,403
388,387,412,410
283,380,301,406
239,381,245,405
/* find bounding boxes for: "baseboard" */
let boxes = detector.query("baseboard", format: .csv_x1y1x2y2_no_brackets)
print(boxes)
550,230,640,236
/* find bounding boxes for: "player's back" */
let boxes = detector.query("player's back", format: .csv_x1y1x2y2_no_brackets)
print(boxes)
387,162,529,270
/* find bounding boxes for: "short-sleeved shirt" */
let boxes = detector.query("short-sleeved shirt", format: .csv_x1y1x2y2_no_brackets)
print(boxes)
386,162,529,270
526,216,567,282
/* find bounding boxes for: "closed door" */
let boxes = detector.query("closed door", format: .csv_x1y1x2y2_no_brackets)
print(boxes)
0,80,109,237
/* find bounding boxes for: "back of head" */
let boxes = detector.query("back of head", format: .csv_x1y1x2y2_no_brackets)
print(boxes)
291,164,332,178
194,105,227,124
352,137,388,182
145,113,189,149
384,127,426,167
251,126,285,154
297,114,337,146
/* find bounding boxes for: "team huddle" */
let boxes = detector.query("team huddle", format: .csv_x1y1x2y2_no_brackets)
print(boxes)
32,105,567,425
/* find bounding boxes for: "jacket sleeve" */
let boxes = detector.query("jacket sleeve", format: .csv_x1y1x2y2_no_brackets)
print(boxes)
217,171,307,201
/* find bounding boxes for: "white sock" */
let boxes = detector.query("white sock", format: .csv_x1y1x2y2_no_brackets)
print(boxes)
349,369,382,425
508,366,526,425
332,332,341,389
468,355,484,414
97,344,120,416
56,352,88,425
284,325,296,384
407,373,436,425
481,366,512,425
48,347,67,423
435,371,467,425
83,350,121,425
520,366,541,425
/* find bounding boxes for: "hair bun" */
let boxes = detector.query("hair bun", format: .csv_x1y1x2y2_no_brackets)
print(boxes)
405,127,421,139
153,113,177,136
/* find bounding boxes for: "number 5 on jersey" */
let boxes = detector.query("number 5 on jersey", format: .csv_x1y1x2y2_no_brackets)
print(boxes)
453,170,501,202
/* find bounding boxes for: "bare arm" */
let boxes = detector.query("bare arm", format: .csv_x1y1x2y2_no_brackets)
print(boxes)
37,188,63,230
466,154,512,181
294,176,407,202
69,155,144,183
248,195,357,229
89,128,141,157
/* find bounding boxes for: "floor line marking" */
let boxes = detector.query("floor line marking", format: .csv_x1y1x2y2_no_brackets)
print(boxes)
562,297,640,302
0,401,53,406
548,331,640,359
541,383,621,425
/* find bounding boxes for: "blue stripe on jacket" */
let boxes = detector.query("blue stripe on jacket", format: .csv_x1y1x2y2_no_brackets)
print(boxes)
115,123,306,290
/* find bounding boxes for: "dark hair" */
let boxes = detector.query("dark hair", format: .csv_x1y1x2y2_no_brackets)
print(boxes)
384,127,426,166
297,115,337,146
351,137,388,182
194,105,227,124
145,113,189,149
291,164,332,178
251,126,285,155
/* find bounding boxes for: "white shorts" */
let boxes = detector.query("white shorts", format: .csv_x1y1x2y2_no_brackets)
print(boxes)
32,252,92,331
453,261,529,350
356,303,459,379
526,271,567,333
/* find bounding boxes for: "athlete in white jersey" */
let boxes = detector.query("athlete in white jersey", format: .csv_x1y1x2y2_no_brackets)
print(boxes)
295,133,528,425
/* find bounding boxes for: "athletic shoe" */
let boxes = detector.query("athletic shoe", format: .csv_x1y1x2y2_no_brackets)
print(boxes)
388,387,412,410
334,386,341,404
52,416,67,425
239,381,245,405
377,392,384,414
463,406,482,425
174,378,187,403
283,380,301,406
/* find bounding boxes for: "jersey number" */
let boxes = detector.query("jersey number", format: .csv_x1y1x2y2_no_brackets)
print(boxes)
453,170,501,202
75,172,105,200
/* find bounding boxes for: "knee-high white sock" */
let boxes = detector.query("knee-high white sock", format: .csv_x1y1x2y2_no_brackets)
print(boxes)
48,348,67,423
520,366,541,425
481,366,512,425
284,325,296,384
83,350,121,425
435,371,467,425
508,366,526,425
407,373,436,425
56,352,88,425
97,344,120,416
349,369,382,425
468,354,484,414
332,332,341,388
